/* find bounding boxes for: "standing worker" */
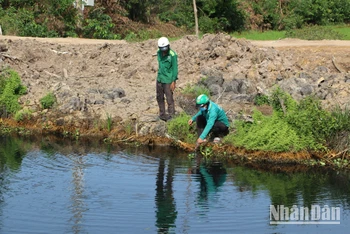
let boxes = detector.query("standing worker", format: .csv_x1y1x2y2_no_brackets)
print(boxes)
188,94,230,145
156,37,178,121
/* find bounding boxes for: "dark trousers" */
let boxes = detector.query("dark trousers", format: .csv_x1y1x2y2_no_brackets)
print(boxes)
196,115,229,139
156,81,175,118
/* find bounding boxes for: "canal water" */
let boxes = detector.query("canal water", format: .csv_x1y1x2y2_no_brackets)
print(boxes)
0,135,350,234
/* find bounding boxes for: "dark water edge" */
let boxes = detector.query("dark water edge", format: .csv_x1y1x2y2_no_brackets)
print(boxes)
2,133,350,198
0,131,348,176
1,134,350,234
0,132,328,172
1,124,349,174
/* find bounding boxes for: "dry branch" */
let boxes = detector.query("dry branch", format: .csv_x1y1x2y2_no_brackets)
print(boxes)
332,56,344,73
44,70,61,78
0,53,21,61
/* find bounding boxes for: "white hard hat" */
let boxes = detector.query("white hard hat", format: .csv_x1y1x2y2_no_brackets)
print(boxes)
158,37,170,51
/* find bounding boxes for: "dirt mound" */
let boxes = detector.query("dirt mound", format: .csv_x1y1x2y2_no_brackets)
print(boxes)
0,34,350,137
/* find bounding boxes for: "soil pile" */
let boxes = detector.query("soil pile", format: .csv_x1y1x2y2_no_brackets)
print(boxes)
0,34,349,139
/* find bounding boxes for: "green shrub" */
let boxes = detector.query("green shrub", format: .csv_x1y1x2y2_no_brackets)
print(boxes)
14,108,32,122
22,21,58,38
269,90,335,150
181,84,211,98
254,94,270,106
225,110,319,152
167,112,196,144
158,3,194,29
285,96,336,146
269,86,297,115
0,69,27,115
225,89,340,152
0,7,58,37
330,105,350,131
0,7,21,35
324,105,350,150
40,92,56,109
124,32,138,41
83,8,120,39
199,16,221,33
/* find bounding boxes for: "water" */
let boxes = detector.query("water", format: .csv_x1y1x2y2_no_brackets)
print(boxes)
0,135,350,234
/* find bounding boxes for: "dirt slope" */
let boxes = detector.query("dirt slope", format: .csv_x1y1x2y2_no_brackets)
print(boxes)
0,35,349,134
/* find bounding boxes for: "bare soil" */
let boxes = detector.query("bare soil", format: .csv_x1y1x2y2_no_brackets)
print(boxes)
1,35,349,116
0,35,350,162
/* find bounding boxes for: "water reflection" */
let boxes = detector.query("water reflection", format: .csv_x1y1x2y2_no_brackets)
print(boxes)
70,154,87,234
0,136,27,216
189,156,227,208
231,166,350,209
0,136,27,171
155,157,177,234
37,138,90,233
0,135,350,233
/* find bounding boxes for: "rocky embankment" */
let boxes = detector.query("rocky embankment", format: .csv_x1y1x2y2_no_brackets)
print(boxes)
0,34,349,149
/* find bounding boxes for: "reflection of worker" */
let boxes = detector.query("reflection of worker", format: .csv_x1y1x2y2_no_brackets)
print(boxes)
155,157,177,233
156,37,178,121
189,156,227,202
188,94,229,145
198,164,227,201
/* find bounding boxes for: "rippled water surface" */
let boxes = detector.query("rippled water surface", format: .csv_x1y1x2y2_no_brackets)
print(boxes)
0,136,350,234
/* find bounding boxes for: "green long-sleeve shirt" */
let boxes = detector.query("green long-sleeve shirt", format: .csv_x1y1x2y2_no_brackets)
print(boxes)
157,49,178,84
191,101,229,140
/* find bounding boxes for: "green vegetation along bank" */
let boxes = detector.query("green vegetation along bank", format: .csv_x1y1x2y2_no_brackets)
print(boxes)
1,68,350,172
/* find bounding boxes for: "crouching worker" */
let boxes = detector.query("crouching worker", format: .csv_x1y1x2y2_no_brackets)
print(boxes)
188,94,230,146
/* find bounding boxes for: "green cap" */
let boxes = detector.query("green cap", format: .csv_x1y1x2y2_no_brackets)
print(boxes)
196,94,210,105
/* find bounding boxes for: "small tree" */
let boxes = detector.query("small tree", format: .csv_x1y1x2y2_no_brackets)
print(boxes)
193,0,198,37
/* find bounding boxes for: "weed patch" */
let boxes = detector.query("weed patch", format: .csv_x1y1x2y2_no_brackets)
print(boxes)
224,88,346,152
14,108,32,122
167,112,196,143
0,68,27,116
40,92,56,109
181,83,210,98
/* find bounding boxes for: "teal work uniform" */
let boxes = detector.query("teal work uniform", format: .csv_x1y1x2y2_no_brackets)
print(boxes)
199,165,226,193
157,49,178,83
191,101,229,140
